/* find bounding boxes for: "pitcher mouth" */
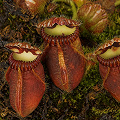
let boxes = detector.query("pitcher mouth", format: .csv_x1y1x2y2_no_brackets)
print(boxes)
37,17,81,46
41,25,79,46
5,42,42,71
95,38,120,67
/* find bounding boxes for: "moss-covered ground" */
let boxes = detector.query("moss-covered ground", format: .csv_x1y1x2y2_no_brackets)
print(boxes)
0,0,120,119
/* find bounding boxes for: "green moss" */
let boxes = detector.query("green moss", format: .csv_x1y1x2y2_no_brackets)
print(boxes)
44,1,74,20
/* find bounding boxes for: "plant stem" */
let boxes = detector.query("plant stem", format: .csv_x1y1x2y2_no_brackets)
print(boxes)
52,0,78,20
115,0,120,6
69,0,77,20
